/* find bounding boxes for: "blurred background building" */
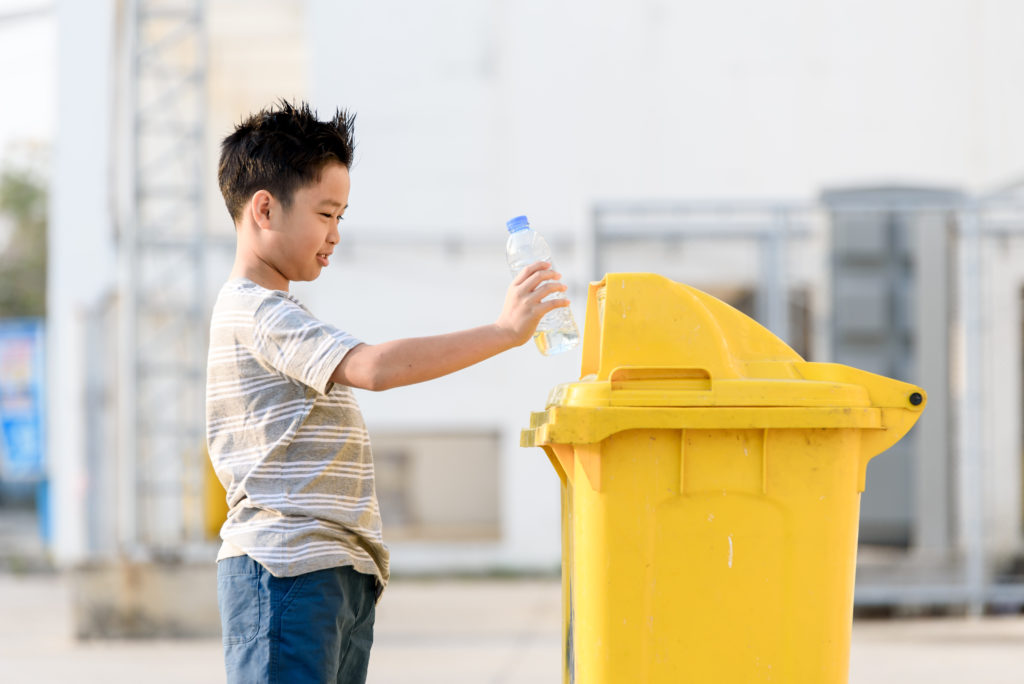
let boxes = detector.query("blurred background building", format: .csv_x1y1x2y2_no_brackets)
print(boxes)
2,0,1024,634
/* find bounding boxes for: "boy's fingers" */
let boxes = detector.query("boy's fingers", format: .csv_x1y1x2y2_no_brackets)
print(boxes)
536,297,570,318
513,261,552,286
520,268,562,293
531,281,568,302
541,297,570,311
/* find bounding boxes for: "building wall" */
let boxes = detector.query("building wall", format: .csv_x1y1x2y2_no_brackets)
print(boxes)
48,0,1024,570
204,0,310,239
308,0,1024,231
48,0,118,564
300,0,1024,570
48,0,312,565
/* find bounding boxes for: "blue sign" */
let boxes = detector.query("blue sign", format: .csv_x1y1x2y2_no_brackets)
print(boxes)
0,318,46,481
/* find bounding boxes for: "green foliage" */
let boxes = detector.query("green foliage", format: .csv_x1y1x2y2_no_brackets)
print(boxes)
0,166,47,317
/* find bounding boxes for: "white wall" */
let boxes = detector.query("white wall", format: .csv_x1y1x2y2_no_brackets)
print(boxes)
303,0,1024,570
49,0,312,566
204,0,310,239
47,0,1024,570
309,0,1024,231
48,0,118,564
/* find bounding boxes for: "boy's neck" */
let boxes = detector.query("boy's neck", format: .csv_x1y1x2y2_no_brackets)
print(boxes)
230,256,290,293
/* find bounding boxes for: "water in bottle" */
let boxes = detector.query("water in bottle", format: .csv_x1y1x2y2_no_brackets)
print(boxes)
505,215,580,355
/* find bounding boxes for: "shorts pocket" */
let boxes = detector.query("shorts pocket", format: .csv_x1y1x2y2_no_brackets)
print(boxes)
218,569,261,645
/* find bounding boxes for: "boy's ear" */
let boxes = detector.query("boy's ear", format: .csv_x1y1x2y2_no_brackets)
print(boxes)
250,190,273,230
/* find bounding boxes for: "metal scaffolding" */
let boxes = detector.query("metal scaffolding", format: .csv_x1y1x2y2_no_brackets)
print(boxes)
591,195,1024,614
116,0,207,553
591,201,819,352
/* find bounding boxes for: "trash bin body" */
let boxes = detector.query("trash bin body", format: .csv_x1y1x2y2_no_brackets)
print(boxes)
523,273,925,684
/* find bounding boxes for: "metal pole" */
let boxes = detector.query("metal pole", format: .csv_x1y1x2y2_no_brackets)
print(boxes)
958,205,986,616
116,0,140,554
758,212,789,343
590,206,603,282
190,1,208,542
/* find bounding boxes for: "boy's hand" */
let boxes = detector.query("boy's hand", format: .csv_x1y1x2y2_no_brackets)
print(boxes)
496,261,571,346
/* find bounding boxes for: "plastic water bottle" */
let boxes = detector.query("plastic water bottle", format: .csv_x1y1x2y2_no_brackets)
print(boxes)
505,215,580,355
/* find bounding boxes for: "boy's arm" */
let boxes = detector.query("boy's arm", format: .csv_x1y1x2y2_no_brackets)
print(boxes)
331,261,570,391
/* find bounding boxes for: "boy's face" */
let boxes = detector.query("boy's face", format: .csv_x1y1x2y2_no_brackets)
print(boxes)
266,161,350,283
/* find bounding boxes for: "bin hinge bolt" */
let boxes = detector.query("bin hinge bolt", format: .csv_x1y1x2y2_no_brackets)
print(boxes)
909,392,923,406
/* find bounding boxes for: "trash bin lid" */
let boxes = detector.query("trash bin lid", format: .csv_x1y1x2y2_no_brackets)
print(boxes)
522,273,925,447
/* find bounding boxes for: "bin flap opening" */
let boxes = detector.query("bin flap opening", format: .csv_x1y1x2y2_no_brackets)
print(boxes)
581,273,803,383
610,367,712,390
570,274,926,412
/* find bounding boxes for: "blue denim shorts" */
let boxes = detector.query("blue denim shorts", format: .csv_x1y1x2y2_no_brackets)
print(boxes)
217,555,377,684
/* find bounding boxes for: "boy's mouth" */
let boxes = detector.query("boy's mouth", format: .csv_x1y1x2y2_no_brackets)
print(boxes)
316,252,331,267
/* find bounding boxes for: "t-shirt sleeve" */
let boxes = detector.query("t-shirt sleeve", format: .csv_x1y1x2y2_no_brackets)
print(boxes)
252,295,362,395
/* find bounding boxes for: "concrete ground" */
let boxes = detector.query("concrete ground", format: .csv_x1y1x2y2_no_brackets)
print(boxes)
1,572,1022,683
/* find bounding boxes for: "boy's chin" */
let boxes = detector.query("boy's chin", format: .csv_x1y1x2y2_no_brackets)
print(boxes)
290,265,323,282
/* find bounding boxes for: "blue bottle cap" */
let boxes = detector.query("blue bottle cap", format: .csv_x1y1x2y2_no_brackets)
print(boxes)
506,215,531,233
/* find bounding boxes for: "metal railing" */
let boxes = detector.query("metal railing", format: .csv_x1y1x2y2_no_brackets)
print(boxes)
593,195,1024,614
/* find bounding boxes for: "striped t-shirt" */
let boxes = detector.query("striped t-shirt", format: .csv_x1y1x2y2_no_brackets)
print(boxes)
205,278,389,589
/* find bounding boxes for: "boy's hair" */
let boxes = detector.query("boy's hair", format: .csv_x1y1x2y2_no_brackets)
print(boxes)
218,99,356,222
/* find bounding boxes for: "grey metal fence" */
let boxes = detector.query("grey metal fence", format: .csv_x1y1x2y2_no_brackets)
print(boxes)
593,191,1024,614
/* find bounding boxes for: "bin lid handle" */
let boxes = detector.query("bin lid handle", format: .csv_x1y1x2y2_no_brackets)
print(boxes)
609,366,712,391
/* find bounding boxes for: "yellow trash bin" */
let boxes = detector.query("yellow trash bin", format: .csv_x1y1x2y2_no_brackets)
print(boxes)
521,273,926,684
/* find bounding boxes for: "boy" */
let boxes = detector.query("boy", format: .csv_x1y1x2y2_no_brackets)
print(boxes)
206,99,568,684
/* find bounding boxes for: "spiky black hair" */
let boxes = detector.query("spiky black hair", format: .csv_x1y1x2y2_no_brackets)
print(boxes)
217,99,356,222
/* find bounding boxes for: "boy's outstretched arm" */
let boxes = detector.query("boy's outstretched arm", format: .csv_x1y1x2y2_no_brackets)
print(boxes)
331,261,570,391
